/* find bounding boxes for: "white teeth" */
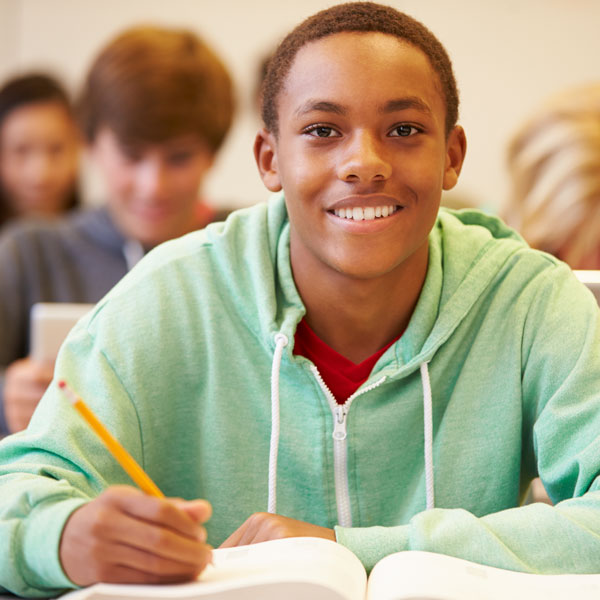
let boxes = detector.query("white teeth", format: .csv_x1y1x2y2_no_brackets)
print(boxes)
333,205,399,220
352,207,363,221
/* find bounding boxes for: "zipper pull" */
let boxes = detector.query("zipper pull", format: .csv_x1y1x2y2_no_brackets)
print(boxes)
332,405,348,441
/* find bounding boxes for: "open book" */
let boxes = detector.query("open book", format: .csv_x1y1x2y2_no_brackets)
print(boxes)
61,536,600,600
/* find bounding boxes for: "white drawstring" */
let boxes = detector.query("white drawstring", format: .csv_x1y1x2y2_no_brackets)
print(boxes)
420,362,435,510
268,333,288,513
267,332,434,515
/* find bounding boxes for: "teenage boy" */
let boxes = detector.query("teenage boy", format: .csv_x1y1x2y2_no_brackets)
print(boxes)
1,3,600,597
0,25,234,434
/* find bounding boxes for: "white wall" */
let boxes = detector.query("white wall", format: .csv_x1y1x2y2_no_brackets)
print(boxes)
1,0,599,212
0,0,20,77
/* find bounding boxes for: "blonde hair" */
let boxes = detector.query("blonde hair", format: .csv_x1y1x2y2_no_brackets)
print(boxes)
503,83,600,268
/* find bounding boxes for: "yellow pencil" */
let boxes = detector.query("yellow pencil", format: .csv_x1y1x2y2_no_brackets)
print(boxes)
58,380,164,498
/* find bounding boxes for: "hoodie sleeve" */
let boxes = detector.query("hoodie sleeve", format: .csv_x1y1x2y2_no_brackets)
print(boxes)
336,263,600,574
0,324,145,597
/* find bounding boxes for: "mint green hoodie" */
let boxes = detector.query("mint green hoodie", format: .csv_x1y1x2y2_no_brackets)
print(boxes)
1,194,600,597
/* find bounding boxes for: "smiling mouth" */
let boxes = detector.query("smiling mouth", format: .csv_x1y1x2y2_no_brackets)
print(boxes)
331,205,402,221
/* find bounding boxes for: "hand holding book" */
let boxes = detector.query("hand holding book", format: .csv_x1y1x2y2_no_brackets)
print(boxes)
220,511,336,548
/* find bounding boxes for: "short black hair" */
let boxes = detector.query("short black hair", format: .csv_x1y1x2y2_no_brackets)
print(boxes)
0,73,71,128
261,2,459,137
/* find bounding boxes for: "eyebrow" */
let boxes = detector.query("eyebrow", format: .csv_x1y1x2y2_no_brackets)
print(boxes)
293,96,432,119
381,97,432,115
294,100,346,118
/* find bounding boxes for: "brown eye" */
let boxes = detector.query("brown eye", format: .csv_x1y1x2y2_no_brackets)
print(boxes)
390,124,418,137
316,127,333,137
304,124,340,138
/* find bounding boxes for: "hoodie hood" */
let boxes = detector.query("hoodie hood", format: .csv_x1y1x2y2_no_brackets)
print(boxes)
203,192,528,375
391,207,526,374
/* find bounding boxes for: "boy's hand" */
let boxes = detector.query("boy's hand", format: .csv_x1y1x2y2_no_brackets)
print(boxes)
219,512,335,548
4,357,53,432
59,486,212,586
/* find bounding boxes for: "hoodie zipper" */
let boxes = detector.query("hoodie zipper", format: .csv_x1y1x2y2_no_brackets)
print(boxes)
309,365,386,527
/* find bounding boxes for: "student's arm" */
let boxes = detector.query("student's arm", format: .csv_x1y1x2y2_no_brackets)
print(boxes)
335,267,600,573
0,321,210,597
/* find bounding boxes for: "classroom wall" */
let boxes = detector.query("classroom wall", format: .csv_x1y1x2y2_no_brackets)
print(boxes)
0,0,599,213
0,0,19,77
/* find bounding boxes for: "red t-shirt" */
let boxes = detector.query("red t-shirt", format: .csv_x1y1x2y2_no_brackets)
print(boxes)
294,319,399,404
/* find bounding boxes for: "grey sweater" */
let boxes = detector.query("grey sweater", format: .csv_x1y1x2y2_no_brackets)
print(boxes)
0,207,132,434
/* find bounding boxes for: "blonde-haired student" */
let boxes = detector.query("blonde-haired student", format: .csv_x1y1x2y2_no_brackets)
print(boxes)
502,82,600,269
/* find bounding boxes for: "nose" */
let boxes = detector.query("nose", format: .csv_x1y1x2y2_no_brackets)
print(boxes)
24,150,53,185
134,158,169,202
337,131,392,183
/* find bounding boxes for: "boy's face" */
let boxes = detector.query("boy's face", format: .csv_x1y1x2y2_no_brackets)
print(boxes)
256,32,465,283
91,127,214,248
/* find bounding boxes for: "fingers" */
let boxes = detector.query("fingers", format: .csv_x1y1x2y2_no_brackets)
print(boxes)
4,400,37,432
4,357,54,431
172,498,213,525
60,486,213,586
7,357,54,387
220,513,336,548
219,525,244,548
107,487,207,541
101,538,212,579
100,505,209,564
220,513,282,548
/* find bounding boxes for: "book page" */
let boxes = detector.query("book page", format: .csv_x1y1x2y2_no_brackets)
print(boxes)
62,537,367,600
366,550,600,600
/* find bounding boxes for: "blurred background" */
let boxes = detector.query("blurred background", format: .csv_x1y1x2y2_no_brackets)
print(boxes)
1,0,599,213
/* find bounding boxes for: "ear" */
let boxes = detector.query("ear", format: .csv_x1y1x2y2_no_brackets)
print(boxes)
254,128,282,192
442,125,467,191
